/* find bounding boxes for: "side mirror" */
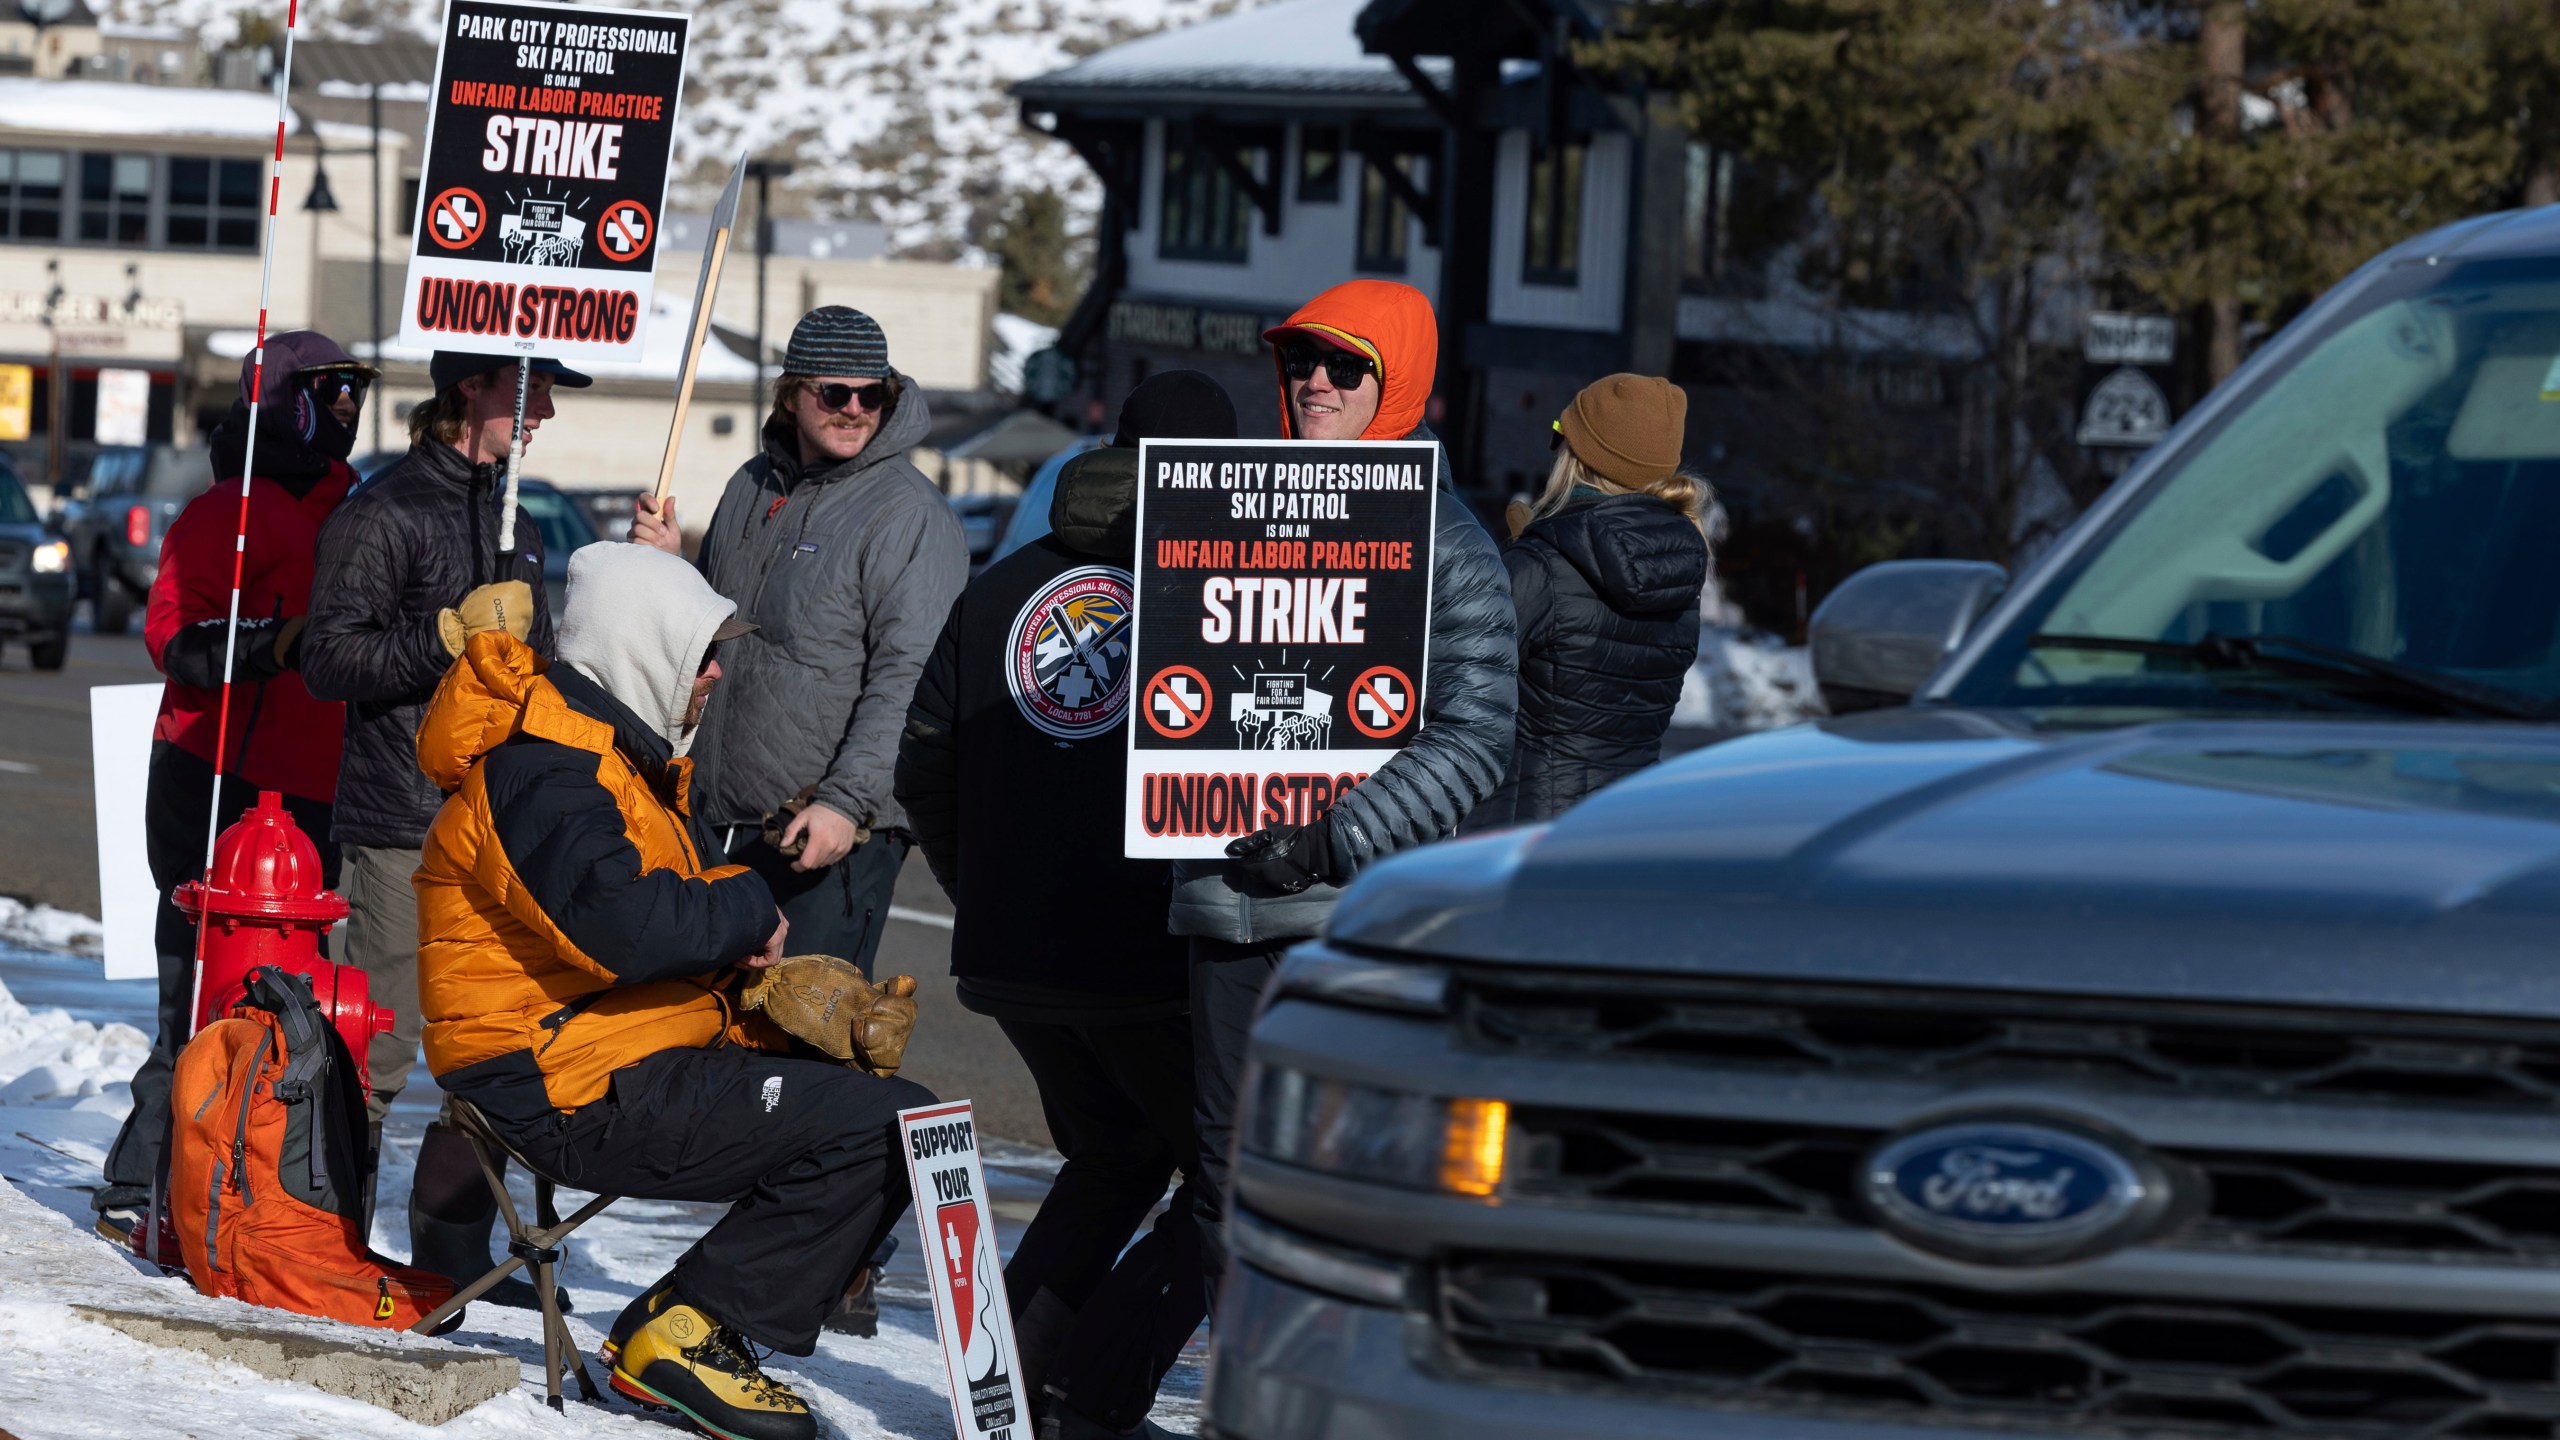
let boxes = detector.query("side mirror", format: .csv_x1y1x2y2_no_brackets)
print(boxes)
1810,560,2008,713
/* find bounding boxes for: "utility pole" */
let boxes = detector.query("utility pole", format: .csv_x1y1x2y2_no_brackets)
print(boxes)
743,158,794,414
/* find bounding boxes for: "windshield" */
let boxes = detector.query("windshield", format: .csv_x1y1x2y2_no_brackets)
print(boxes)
0,467,32,525
515,483,596,565
1953,255,2560,719
140,447,212,500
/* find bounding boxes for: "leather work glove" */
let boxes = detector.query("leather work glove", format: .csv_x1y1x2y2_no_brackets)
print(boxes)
740,954,920,1077
272,615,308,672
436,580,535,658
1227,817,1337,896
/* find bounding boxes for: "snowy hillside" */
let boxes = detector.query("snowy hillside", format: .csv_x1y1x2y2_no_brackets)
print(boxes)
103,0,1269,256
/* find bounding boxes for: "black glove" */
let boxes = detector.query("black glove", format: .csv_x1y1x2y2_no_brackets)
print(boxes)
161,615,292,689
1226,817,1337,895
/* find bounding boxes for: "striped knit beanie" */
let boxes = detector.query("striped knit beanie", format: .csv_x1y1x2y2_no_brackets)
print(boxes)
782,305,891,379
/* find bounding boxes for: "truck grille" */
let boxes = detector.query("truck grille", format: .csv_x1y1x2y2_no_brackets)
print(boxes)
0,540,21,571
1509,1107,2560,1268
1458,975,2560,1111
1441,1256,2560,1435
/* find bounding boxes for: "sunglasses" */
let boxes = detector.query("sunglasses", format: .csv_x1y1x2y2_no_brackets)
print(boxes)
305,371,369,406
1279,343,1376,391
813,381,891,414
697,640,720,676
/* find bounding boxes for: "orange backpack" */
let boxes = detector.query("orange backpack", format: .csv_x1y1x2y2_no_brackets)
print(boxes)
169,966,456,1330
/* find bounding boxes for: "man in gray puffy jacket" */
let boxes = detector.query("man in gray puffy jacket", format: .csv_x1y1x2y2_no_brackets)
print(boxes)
1175,278,1518,1313
632,306,966,987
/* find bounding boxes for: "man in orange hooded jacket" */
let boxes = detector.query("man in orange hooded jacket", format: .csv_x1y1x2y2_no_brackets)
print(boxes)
1167,279,1519,1315
414,542,930,1440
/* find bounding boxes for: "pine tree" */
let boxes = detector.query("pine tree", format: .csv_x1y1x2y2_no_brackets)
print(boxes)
1583,0,2172,560
990,187,1084,327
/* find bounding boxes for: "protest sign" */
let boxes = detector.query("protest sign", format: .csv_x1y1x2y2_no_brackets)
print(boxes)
899,1101,1025,1440
1125,437,1437,858
396,0,687,365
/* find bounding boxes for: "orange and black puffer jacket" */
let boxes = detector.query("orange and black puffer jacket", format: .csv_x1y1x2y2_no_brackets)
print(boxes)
413,632,785,1123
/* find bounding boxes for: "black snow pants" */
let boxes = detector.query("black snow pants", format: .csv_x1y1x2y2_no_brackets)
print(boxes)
482,1046,932,1355
1188,937,1289,1317
998,1013,1203,1430
103,741,337,1203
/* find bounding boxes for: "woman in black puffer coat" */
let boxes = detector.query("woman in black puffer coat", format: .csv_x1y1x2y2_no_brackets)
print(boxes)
1471,374,1709,829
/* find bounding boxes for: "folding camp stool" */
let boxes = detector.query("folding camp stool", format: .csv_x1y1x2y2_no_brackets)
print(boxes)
409,1094,621,1412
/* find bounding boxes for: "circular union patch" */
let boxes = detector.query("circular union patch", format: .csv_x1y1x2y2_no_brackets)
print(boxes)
1007,565,1135,739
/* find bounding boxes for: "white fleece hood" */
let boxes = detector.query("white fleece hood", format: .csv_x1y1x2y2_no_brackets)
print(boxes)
555,543,737,758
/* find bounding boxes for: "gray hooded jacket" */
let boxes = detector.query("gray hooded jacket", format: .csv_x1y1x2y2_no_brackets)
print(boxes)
1168,426,1518,944
686,378,968,831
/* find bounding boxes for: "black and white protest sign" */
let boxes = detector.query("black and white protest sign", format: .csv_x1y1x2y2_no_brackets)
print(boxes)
1125,438,1437,858
898,1101,1024,1440
397,0,687,364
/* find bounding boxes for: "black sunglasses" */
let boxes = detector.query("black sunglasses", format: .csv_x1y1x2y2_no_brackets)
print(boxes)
1278,343,1376,391
305,371,369,406
697,640,720,675
814,381,891,413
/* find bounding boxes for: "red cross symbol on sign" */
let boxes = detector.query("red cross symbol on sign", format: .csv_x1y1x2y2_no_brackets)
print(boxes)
427,187,484,250
598,200,653,261
1348,665,1415,739
1143,666,1212,740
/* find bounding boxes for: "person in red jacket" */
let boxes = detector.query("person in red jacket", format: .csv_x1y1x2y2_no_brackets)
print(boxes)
95,330,375,1237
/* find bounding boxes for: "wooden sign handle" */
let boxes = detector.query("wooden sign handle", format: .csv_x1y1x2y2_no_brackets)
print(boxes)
652,222,732,503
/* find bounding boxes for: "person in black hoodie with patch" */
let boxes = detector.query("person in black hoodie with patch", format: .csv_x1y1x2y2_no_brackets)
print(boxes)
1470,374,1710,829
895,371,1236,1440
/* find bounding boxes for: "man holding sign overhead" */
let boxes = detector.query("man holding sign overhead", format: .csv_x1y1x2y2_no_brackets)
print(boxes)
1157,279,1518,1312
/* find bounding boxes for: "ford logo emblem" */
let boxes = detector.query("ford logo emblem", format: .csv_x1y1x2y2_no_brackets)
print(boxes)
1863,1119,2163,1264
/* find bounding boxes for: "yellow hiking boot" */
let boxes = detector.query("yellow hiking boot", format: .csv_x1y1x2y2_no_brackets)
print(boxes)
606,1299,814,1440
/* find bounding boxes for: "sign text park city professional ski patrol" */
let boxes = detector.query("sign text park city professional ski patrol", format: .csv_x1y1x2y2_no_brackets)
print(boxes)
1125,437,1436,858
397,0,688,365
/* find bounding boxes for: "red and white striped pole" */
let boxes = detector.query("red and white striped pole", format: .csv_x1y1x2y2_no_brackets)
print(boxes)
187,1,305,1034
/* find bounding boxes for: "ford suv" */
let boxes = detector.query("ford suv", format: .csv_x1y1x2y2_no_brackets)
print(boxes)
1209,209,2560,1439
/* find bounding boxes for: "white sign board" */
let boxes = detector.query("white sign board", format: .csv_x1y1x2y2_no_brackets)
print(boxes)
2085,311,2175,366
898,1100,1026,1440
94,367,149,447
395,0,690,365
89,683,161,981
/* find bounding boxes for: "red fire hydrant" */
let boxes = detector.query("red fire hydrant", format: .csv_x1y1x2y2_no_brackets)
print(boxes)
177,791,394,1090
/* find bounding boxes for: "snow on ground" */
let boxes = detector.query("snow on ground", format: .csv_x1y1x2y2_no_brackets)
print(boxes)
1675,627,1826,733
0,897,106,958
0,961,1199,1438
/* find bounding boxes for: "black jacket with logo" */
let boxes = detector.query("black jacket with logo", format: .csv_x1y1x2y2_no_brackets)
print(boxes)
304,439,553,849
1470,492,1705,830
895,446,1185,1021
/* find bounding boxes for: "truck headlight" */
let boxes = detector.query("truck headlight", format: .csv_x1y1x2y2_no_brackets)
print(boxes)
31,539,69,574
1244,1063,1509,1196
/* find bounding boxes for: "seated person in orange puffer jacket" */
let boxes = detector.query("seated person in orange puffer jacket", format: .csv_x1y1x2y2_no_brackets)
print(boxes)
413,541,931,1440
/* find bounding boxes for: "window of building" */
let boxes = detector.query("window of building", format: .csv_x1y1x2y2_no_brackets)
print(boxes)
1298,126,1341,204
1159,134,1258,264
1522,141,1585,287
1683,141,1736,291
0,149,65,240
165,156,260,250
1357,151,1424,274
78,152,151,245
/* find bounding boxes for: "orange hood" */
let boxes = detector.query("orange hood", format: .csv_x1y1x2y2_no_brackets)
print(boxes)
1266,279,1438,440
415,632,612,794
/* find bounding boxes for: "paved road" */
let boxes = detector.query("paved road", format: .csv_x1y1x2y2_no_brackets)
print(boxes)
0,624,1051,1147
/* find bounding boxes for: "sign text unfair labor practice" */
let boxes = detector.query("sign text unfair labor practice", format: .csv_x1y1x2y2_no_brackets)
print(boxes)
1126,438,1436,858
397,0,687,364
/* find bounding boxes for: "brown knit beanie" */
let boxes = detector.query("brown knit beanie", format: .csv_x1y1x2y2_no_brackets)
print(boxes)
1557,374,1687,487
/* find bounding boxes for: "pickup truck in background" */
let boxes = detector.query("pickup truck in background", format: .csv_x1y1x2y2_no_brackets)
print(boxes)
1208,212,2560,1438
50,444,211,635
